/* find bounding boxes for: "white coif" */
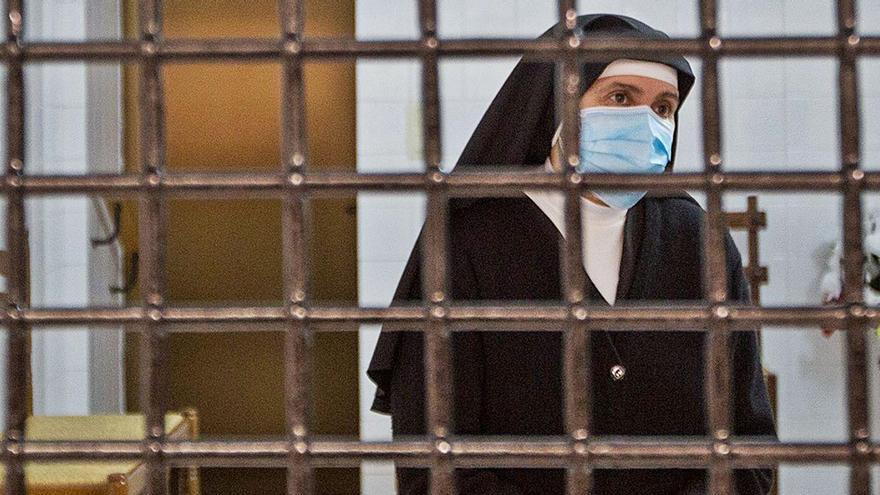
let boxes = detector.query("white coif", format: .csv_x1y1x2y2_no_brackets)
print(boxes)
523,158,627,305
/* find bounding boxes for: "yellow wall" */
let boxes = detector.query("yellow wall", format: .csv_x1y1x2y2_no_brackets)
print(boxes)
121,2,358,493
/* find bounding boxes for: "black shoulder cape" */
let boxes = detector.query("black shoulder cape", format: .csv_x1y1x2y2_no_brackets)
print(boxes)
368,194,776,494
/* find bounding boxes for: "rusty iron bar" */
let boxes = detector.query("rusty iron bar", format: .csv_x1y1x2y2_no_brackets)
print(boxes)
278,1,315,494
698,1,735,494
7,304,864,330
3,0,27,493
9,36,880,61
8,438,874,468
836,1,872,494
552,3,593,495
14,170,877,198
135,0,170,493
416,0,457,493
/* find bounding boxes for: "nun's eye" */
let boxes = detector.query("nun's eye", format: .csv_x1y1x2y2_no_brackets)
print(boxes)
655,103,671,118
610,92,627,104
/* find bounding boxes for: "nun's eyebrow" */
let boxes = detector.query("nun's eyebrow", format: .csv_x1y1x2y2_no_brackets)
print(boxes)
599,81,680,102
657,90,680,103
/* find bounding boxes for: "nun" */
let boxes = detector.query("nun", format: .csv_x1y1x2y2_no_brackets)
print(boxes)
367,13,777,495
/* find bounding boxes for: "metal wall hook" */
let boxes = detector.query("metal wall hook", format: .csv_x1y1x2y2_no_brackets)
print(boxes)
110,251,138,295
91,203,122,247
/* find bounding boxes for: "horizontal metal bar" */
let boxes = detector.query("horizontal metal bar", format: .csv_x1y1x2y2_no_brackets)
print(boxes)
9,438,871,468
441,36,857,58
21,40,142,60
11,304,854,329
7,36,880,62
7,171,869,197
862,36,880,52
438,38,709,58
20,306,147,324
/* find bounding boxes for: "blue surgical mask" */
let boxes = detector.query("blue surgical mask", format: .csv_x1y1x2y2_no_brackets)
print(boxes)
577,105,674,210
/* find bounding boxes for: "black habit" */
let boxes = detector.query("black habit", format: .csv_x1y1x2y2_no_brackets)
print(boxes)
366,13,777,495
367,192,777,494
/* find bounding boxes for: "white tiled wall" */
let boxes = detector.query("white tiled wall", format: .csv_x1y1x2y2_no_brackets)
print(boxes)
0,0,125,423
358,1,880,494
25,0,94,417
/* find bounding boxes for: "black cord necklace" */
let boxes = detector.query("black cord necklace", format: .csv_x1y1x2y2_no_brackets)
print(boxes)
603,330,626,381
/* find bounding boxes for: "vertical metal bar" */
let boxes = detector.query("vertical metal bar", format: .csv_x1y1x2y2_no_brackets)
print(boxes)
699,1,733,494
559,63,589,435
418,0,454,493
556,0,576,29
567,463,591,495
137,0,169,493
708,462,734,495
557,22,586,436
279,0,303,43
837,1,871,494
3,1,26,494
555,11,586,311
746,196,761,302
554,2,592,494
279,1,315,494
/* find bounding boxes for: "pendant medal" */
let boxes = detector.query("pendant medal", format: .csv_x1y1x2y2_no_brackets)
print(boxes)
610,365,626,381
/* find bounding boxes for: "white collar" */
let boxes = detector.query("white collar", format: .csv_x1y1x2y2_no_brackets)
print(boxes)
523,158,628,306
526,158,628,235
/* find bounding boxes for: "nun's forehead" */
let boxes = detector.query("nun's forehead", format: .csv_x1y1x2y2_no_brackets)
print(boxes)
585,74,680,97
596,59,678,87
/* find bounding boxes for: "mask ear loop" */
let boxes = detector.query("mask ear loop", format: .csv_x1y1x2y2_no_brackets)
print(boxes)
551,122,564,171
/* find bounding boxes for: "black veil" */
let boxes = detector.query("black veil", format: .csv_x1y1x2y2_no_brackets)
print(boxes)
451,13,695,175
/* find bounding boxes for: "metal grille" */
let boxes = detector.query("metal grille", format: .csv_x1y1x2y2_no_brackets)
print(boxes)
1,0,877,494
